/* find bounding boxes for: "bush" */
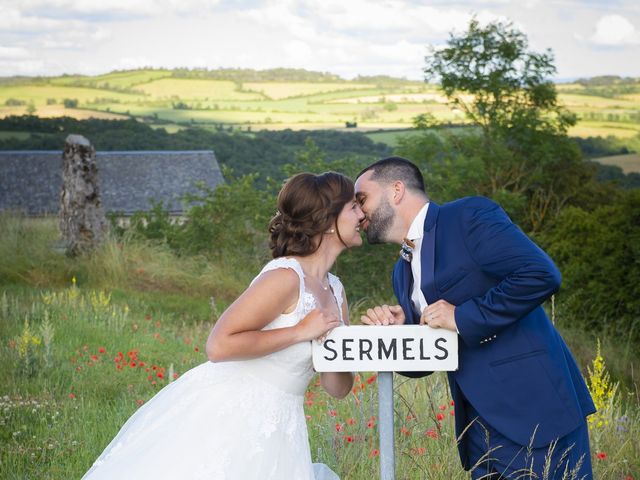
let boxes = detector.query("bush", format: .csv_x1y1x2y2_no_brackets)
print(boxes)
537,190,640,339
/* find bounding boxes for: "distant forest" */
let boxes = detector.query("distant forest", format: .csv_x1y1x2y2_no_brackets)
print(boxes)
0,115,638,188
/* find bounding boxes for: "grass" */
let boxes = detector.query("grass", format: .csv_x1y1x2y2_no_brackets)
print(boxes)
0,214,638,479
135,78,265,101
242,82,375,100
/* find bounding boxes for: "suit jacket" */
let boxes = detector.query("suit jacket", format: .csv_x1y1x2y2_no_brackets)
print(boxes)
391,196,595,465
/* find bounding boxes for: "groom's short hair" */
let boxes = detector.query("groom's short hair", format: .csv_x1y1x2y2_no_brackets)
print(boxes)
358,156,426,194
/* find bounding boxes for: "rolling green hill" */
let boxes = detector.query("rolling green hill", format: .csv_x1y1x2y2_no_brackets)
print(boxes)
2,69,637,138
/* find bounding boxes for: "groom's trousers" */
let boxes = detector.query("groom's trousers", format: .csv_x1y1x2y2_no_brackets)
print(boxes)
464,400,593,480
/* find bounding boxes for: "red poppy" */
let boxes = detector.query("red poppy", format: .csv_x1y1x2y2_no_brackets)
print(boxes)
436,413,445,421
596,452,607,460
425,428,438,439
369,449,379,458
157,372,164,379
450,400,455,406
347,418,355,425
329,410,337,417
194,347,200,352
367,374,377,384
450,410,455,416
136,399,144,406
305,400,314,406
98,347,106,354
68,393,76,399
335,423,343,432
345,436,354,443
400,427,411,436
367,420,376,428
439,404,446,411
172,373,179,379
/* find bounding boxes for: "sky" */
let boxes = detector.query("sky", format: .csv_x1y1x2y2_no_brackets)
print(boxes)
1,0,639,81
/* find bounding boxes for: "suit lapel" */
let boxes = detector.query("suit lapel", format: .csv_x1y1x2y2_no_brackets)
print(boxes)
421,202,439,304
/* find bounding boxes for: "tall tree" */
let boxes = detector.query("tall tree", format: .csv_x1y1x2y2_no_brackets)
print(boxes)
413,18,597,231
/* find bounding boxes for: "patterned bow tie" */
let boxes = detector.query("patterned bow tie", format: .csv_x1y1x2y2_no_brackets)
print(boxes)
400,238,415,262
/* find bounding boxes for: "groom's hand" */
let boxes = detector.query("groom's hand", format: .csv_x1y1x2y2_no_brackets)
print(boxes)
360,304,405,326
421,300,457,332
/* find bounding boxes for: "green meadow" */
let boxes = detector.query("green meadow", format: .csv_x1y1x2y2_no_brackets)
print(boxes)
3,69,637,138
1,212,638,479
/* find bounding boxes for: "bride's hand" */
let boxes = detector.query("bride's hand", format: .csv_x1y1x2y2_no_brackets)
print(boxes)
295,308,341,342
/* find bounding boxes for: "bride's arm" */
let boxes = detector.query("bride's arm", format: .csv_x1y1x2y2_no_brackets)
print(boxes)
320,289,355,399
206,268,340,362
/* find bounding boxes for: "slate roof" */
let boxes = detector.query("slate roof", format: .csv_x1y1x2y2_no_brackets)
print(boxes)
0,150,224,215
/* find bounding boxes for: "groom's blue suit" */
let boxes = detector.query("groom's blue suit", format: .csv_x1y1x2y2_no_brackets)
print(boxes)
391,196,595,471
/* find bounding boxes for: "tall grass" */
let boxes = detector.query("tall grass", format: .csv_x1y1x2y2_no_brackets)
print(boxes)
1,215,638,479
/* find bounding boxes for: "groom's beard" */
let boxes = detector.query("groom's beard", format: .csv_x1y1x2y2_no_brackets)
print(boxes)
365,197,395,244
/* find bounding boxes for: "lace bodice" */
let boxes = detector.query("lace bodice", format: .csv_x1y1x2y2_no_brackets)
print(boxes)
225,257,345,395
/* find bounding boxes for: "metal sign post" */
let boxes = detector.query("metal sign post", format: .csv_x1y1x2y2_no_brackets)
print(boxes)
312,325,458,480
378,371,395,480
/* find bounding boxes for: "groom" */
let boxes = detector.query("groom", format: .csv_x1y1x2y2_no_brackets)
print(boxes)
355,157,595,479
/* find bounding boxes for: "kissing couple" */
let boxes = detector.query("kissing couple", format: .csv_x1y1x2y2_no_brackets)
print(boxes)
83,157,595,480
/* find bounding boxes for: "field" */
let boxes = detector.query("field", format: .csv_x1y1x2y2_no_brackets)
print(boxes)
592,153,640,173
1,69,638,138
1,215,638,479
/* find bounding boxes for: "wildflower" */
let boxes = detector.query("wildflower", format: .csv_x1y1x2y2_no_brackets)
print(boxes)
194,347,200,352
411,447,426,456
172,373,179,380
90,355,98,361
406,414,415,421
305,415,311,420
450,400,455,406
425,428,438,439
439,404,446,410
366,374,377,384
136,399,144,406
450,410,455,416
68,393,76,399
335,423,343,432
596,452,607,460
587,340,616,430
367,420,375,429
329,410,337,417
369,449,379,458
347,418,355,426
345,436,354,443
436,413,445,421
98,347,106,354
157,372,164,379
305,399,314,406
400,427,411,436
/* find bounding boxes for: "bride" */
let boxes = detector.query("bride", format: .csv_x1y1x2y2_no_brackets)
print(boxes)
83,172,365,479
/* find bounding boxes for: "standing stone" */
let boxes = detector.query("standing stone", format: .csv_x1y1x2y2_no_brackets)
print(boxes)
59,134,109,256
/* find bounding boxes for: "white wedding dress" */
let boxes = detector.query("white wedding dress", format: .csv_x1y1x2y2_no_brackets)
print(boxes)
83,258,342,480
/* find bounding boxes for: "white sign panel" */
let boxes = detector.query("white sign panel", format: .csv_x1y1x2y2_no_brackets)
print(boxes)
312,325,458,372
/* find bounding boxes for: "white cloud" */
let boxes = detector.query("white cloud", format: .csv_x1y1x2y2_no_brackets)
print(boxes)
590,14,640,46
0,46,31,59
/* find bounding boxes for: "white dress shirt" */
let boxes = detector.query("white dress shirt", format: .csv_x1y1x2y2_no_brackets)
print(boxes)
406,203,429,315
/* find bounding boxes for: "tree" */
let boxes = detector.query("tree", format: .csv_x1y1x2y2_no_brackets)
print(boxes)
414,18,597,231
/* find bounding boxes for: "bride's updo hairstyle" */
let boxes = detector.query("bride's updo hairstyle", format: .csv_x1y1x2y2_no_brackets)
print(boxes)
269,172,354,258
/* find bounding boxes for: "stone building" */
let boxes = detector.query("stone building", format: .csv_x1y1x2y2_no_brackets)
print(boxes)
0,150,224,218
